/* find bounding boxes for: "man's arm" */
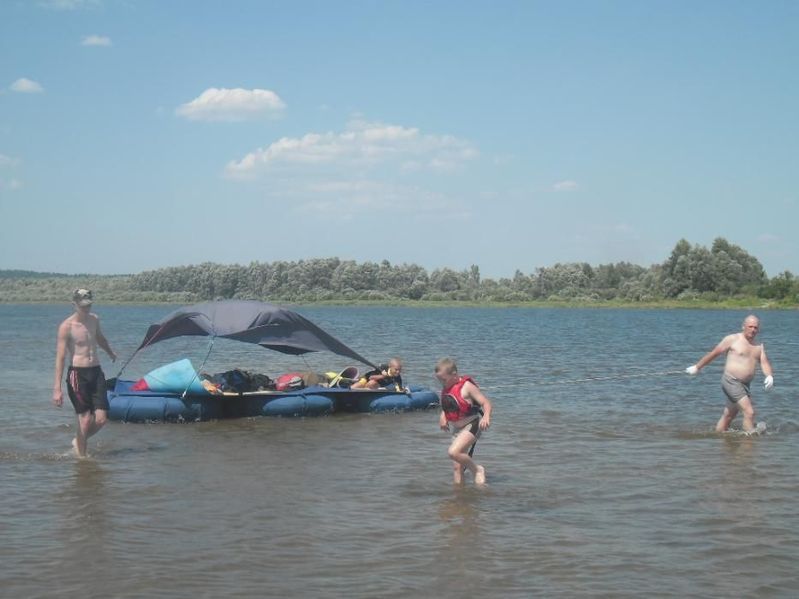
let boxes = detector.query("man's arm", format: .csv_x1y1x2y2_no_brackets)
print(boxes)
761,344,774,389
95,317,117,362
463,381,492,431
53,322,69,406
687,334,735,374
760,345,773,376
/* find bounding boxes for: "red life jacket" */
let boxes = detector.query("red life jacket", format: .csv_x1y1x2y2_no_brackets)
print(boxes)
440,376,481,422
275,372,304,391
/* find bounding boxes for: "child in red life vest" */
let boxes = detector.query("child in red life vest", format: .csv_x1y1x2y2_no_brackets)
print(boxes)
435,357,492,485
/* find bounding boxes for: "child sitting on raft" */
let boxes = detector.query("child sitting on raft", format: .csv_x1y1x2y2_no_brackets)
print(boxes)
351,357,405,391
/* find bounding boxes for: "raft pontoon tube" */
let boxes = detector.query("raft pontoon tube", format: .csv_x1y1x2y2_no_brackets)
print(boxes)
110,300,439,422
108,380,438,422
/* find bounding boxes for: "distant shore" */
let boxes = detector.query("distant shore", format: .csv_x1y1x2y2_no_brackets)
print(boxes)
2,297,796,310
2,240,796,308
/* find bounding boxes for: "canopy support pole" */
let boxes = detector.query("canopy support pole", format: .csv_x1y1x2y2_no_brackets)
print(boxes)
182,337,215,399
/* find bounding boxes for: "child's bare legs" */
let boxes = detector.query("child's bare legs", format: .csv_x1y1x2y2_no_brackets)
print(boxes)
447,429,485,485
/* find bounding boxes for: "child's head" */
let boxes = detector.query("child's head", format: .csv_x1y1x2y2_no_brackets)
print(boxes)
434,357,458,384
387,357,402,376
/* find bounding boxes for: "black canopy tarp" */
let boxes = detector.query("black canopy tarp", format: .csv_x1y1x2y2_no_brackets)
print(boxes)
134,300,376,368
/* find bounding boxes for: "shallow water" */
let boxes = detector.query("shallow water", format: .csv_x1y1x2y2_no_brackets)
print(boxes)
1,305,798,597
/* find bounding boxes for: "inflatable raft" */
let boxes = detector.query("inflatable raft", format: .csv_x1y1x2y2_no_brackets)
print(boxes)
107,300,440,422
108,379,438,422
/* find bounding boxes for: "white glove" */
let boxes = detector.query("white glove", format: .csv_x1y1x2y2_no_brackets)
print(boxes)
764,375,774,390
685,365,699,376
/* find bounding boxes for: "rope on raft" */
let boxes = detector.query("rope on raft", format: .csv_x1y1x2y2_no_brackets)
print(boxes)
481,369,685,390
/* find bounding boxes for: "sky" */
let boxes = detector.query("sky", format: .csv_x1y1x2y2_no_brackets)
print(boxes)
1,0,797,278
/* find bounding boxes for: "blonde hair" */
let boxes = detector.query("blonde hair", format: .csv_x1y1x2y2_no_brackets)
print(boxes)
435,357,458,375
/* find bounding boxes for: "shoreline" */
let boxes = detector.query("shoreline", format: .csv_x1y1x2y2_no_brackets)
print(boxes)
2,298,796,310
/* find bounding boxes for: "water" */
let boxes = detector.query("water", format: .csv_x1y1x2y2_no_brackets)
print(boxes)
1,304,798,597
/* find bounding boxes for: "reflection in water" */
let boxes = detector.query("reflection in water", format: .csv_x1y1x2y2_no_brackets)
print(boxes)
3,305,799,598
438,489,481,526
715,434,759,504
68,459,108,522
721,431,757,460
433,488,486,593
52,460,112,583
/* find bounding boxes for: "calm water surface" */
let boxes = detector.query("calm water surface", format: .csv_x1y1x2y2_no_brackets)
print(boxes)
1,305,798,598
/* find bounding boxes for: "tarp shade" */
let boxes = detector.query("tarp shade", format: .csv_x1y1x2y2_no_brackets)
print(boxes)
135,300,376,368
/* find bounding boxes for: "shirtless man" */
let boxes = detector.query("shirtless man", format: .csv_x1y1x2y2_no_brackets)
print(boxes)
685,315,774,433
52,289,117,457
435,358,492,485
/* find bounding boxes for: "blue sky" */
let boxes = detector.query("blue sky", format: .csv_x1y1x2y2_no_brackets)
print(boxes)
1,0,797,278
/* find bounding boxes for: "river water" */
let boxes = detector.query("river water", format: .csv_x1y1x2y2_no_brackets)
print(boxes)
1,304,798,598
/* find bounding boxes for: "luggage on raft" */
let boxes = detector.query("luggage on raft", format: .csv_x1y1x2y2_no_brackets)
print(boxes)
108,375,439,423
108,301,439,423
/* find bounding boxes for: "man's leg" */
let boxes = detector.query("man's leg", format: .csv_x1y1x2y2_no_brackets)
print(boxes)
715,402,739,432
75,412,94,457
736,396,756,433
85,409,107,438
74,409,107,457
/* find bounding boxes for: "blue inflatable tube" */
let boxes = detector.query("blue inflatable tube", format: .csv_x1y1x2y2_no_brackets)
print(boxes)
109,394,227,422
370,389,438,412
108,383,438,422
262,394,333,417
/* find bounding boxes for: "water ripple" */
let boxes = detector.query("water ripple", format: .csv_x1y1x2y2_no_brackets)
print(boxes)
1,305,798,597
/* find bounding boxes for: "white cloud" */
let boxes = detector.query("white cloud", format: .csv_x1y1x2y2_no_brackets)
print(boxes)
493,154,514,166
293,179,464,220
1,155,23,192
613,223,636,235
757,233,781,243
0,154,21,168
81,35,112,46
0,178,23,191
39,0,100,10
176,88,286,122
552,180,579,192
225,119,478,178
10,78,44,93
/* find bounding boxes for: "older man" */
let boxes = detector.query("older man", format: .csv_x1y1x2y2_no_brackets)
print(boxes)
53,289,117,457
686,315,773,433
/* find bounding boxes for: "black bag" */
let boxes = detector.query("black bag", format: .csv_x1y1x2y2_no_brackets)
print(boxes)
212,369,253,393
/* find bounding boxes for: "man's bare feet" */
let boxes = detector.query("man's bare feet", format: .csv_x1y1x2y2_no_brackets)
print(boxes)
72,437,87,458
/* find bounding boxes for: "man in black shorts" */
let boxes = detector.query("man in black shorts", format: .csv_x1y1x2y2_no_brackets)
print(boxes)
52,289,117,457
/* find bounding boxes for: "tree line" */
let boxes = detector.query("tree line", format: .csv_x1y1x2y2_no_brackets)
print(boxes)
1,238,797,305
